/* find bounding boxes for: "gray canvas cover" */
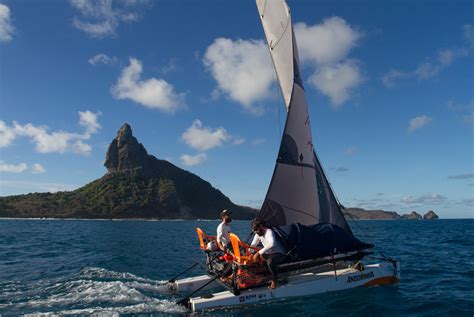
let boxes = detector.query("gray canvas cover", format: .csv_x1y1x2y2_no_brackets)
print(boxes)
256,0,353,236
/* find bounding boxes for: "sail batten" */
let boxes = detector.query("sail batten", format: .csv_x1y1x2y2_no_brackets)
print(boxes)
256,0,353,236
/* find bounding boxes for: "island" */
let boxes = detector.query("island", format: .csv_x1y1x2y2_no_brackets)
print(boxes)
0,123,439,221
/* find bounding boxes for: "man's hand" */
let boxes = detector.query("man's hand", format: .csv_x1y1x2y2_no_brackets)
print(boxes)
251,252,262,263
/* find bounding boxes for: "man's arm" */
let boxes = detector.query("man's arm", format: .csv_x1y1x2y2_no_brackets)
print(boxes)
216,224,224,250
258,230,275,255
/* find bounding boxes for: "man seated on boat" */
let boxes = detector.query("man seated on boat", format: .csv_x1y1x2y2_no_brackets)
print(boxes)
216,209,232,251
250,218,286,289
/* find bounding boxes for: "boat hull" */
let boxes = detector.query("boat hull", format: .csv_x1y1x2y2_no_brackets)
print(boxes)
189,261,400,311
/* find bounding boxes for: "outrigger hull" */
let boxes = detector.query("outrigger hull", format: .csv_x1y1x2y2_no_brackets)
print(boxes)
188,261,400,311
166,274,220,294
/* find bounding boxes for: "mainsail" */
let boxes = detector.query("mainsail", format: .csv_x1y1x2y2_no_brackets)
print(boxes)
256,0,353,235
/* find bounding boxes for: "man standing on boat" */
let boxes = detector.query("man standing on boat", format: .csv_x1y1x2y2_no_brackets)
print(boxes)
250,218,286,289
216,209,232,251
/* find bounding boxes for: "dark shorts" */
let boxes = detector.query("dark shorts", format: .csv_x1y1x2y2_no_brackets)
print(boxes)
262,253,285,279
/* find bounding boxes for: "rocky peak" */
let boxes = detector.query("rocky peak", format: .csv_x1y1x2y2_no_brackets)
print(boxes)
117,123,133,141
423,210,439,220
104,123,151,173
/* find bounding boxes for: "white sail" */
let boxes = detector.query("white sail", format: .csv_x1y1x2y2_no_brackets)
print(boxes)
256,0,352,234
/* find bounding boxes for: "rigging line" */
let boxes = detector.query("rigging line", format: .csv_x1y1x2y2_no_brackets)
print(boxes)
269,45,282,142
270,15,291,51
344,210,372,242
279,203,320,221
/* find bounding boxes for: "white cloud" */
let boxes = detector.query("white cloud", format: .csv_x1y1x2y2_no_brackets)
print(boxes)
344,146,357,156
203,16,363,110
401,193,447,205
0,111,101,155
180,153,207,166
295,17,361,65
31,163,46,174
0,120,16,147
181,120,230,151
70,0,150,38
382,24,473,87
0,180,78,193
381,69,410,88
79,110,101,135
0,161,27,173
88,53,117,65
0,3,14,42
112,57,185,112
251,138,266,146
233,137,245,145
309,60,363,107
295,17,363,107
408,115,432,133
203,38,274,113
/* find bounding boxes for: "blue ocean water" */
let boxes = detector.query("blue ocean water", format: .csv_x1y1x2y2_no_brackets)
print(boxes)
0,219,473,316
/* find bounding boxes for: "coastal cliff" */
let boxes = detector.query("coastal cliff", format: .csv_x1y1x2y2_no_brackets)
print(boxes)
0,124,256,219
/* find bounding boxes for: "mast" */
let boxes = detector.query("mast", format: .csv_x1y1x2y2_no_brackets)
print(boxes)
256,0,353,235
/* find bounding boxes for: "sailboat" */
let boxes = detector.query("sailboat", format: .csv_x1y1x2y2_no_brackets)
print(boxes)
168,0,400,311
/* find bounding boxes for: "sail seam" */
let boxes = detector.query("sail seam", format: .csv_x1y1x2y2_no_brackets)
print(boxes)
279,203,319,221
276,160,315,169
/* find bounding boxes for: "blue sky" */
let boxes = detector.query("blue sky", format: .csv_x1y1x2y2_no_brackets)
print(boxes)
0,0,473,218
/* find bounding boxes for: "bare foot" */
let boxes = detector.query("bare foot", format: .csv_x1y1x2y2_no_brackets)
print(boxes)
268,281,277,289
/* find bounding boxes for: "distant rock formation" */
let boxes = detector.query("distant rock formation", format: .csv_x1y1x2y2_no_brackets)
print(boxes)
343,208,401,220
104,123,150,174
401,211,423,220
423,210,439,220
0,123,256,220
343,208,440,220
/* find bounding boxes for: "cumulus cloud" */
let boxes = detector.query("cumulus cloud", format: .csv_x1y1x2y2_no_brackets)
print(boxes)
31,163,46,174
382,24,473,87
88,53,117,65
0,3,14,42
203,16,362,110
112,57,185,112
0,161,27,173
309,60,363,106
70,0,151,38
0,4,13,42
0,111,101,155
79,110,101,135
204,38,274,114
295,17,361,65
0,120,16,147
295,18,363,108
401,193,447,205
180,153,207,166
181,120,230,151
408,115,432,133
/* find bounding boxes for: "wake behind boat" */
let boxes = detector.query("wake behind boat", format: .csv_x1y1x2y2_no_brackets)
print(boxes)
167,0,400,311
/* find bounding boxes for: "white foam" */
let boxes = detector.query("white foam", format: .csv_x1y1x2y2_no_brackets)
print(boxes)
78,267,165,284
27,299,187,316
